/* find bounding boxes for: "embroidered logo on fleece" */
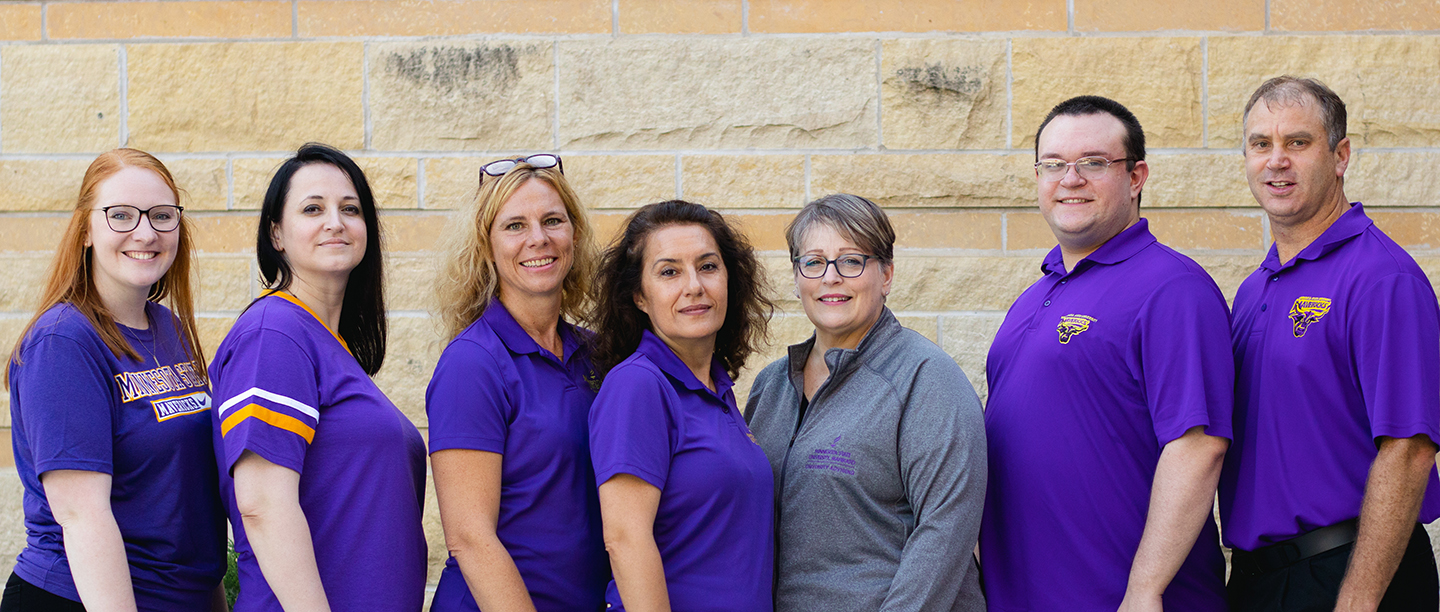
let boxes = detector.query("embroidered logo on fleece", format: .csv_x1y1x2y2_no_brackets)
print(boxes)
804,435,855,475
1057,314,1097,344
1289,296,1332,338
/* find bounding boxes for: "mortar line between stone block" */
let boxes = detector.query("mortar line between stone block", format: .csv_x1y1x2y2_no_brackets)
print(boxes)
225,158,234,210
674,154,683,198
417,159,427,209
803,155,811,202
1200,38,1209,148
552,42,560,150
1264,0,1271,32
292,0,299,38
0,49,4,152
1000,213,1008,252
1005,38,1013,149
933,314,944,352
874,39,883,149
39,2,47,42
1067,0,1075,34
118,45,128,148
362,41,371,150
611,0,619,35
741,0,750,35
1260,215,1271,249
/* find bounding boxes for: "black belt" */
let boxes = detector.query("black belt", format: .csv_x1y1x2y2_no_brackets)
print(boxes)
1230,519,1360,577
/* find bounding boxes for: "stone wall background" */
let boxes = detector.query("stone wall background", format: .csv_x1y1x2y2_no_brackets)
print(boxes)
1,0,1438,597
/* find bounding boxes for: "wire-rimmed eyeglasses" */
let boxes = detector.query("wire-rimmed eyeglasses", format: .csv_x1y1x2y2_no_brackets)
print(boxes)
97,205,183,233
1034,156,1135,182
793,254,875,279
479,154,564,182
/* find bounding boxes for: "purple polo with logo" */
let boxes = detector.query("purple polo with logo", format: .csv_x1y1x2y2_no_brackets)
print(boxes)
426,299,608,611
212,293,428,612
981,219,1232,611
1220,202,1440,551
9,302,225,610
589,330,774,612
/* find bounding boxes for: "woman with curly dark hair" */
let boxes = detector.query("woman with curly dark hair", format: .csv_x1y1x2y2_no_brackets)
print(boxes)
588,200,775,612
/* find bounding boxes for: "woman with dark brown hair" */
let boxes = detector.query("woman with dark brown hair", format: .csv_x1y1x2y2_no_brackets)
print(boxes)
3,149,224,611
588,200,775,612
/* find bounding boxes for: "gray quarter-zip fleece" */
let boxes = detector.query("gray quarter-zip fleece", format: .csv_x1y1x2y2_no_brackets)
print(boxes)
745,308,986,612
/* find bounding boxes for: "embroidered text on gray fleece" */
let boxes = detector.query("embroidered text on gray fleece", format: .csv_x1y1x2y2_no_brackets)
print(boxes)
745,308,987,612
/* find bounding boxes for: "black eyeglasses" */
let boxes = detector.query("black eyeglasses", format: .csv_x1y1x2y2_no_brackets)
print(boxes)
97,205,183,233
479,154,564,181
793,254,875,279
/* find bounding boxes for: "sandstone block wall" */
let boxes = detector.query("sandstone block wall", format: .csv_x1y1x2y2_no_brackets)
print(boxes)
1,0,1438,593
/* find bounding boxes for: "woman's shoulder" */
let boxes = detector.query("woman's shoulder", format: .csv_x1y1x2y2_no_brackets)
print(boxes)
598,352,669,394
24,303,101,347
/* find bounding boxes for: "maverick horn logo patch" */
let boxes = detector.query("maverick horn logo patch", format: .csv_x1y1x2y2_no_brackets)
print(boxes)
1289,296,1332,338
1057,314,1097,344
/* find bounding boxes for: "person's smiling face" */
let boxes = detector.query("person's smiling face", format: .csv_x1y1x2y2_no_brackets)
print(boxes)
270,163,367,283
489,179,575,305
1036,113,1146,257
1243,97,1350,230
634,223,728,355
86,166,180,302
793,223,892,349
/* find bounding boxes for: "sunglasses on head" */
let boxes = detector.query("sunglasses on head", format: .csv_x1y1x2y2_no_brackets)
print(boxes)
479,154,564,181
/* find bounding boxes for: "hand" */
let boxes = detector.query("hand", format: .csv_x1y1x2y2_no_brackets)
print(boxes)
1117,591,1163,612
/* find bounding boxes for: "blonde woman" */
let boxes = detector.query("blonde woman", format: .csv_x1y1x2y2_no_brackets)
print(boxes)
427,154,608,612
4,149,224,611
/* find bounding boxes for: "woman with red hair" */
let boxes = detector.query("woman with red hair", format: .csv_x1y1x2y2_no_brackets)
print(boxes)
3,149,225,611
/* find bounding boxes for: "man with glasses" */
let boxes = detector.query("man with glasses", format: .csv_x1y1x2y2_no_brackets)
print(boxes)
980,96,1232,611
1220,76,1440,612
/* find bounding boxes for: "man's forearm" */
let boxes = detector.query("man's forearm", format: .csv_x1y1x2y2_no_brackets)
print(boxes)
1335,435,1436,612
1123,427,1228,606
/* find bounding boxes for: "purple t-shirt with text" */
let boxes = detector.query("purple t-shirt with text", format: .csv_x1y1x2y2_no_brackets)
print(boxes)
589,330,774,612
9,302,225,610
1220,203,1440,551
212,294,428,612
981,220,1232,611
426,300,608,611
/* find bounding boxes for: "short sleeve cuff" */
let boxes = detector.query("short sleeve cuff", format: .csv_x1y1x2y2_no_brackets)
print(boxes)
1371,421,1440,449
596,463,667,491
33,458,112,477
427,435,507,455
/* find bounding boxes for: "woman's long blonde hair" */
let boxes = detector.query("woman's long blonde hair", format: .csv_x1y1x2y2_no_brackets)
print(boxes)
5,149,207,387
434,163,597,342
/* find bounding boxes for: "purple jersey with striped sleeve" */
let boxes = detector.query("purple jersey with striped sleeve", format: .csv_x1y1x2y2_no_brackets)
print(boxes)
211,293,427,612
8,302,225,610
589,330,775,612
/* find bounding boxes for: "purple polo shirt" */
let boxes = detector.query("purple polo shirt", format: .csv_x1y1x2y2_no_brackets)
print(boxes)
589,330,774,612
1220,202,1440,551
9,302,225,610
212,293,428,612
426,299,608,611
981,219,1232,612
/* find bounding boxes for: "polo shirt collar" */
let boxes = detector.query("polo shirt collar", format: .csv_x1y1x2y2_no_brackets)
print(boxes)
481,297,580,363
1259,202,1372,272
1041,218,1156,276
635,329,735,399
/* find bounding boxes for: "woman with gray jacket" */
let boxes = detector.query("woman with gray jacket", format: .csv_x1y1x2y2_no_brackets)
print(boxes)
745,193,986,612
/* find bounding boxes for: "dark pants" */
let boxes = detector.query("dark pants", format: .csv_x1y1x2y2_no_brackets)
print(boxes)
1228,524,1439,612
0,573,86,612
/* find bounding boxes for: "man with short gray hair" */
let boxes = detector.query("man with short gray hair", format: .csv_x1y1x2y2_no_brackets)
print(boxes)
1220,75,1440,611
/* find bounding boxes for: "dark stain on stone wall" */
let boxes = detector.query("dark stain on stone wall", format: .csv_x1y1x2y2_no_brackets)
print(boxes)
894,63,985,97
383,46,521,92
